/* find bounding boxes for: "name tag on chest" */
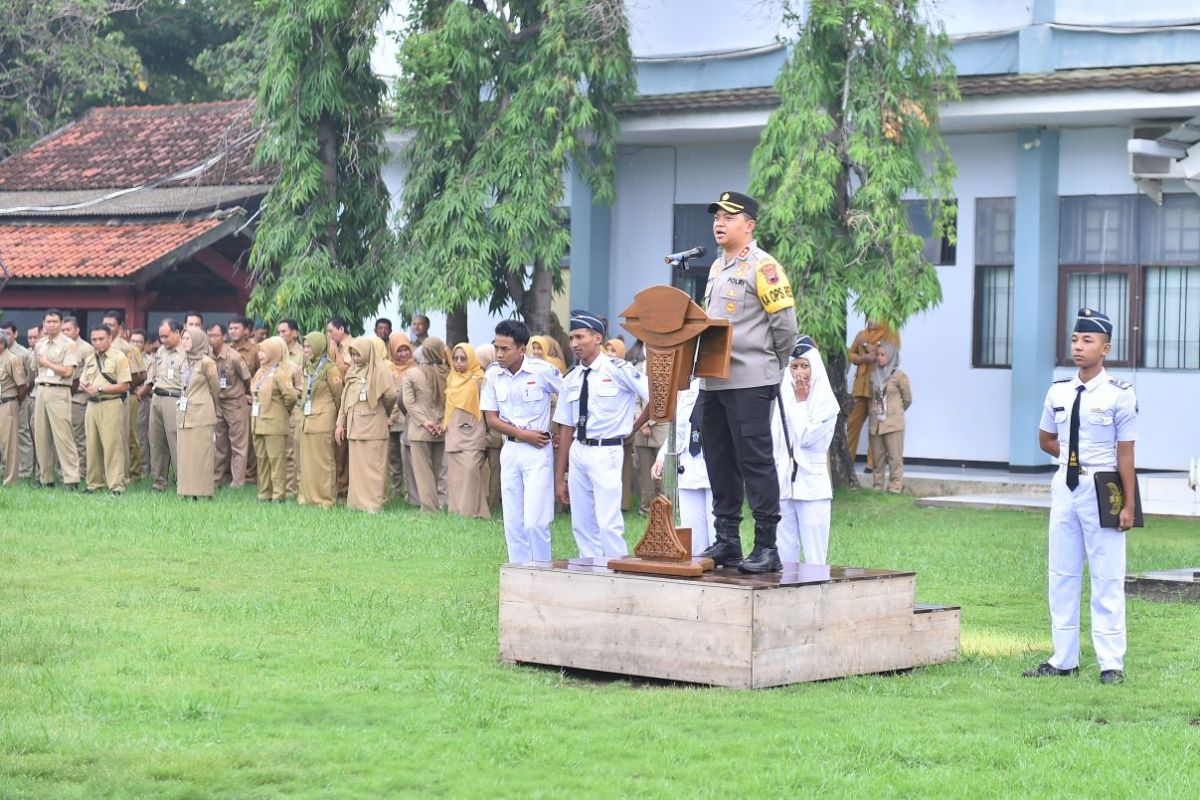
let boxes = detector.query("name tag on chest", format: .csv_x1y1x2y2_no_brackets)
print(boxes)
219,375,228,389
178,396,188,412
252,400,260,418
304,400,313,416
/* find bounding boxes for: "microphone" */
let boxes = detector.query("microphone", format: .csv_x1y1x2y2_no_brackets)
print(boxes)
664,245,707,265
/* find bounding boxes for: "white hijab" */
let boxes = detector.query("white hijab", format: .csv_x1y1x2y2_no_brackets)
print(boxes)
781,340,840,426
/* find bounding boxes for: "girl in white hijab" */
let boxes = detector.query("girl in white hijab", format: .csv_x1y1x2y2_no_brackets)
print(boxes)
771,335,841,565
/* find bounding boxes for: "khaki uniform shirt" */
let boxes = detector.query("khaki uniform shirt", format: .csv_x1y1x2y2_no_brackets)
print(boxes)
80,349,132,397
284,342,304,373
0,349,26,399
34,333,80,388
231,339,260,376
212,346,251,400
178,357,220,429
111,335,146,378
70,339,95,404
153,345,187,392
250,366,298,436
702,239,797,391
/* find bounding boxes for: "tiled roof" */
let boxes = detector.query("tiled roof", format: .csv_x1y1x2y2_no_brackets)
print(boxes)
0,217,226,279
617,63,1200,115
0,100,277,192
0,186,267,218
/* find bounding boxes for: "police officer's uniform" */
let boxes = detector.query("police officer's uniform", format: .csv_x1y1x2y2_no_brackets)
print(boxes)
149,342,186,490
553,311,649,559
33,330,81,486
1031,309,1137,681
480,353,562,563
700,191,797,573
80,347,131,493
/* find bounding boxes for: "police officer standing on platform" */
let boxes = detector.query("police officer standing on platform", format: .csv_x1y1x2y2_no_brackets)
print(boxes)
1024,308,1137,685
699,191,797,573
553,310,650,559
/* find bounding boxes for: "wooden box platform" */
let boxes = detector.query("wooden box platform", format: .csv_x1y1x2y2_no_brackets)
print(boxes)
1126,568,1200,604
498,559,959,689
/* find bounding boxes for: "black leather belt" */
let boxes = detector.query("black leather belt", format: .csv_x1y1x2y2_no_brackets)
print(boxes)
505,432,549,443
88,392,128,403
0,396,16,405
153,389,182,398
580,437,623,447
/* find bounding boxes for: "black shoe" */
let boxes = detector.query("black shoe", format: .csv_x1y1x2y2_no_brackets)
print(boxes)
1100,669,1125,685
1022,662,1078,678
700,521,743,567
38,482,55,489
81,488,93,495
864,467,874,474
738,546,782,574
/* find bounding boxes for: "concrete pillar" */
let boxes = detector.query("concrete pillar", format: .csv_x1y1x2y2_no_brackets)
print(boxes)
568,159,613,320
1009,128,1060,470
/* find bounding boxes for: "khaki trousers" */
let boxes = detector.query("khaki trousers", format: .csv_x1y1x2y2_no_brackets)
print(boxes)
635,444,661,513
409,439,445,513
846,395,874,469
35,386,79,485
85,399,126,492
403,434,420,507
387,431,409,503
149,394,179,489
620,438,634,511
214,396,250,487
869,430,905,493
485,445,501,511
18,396,35,478
285,407,300,497
126,393,139,481
254,433,287,501
336,436,349,499
0,400,18,485
136,393,151,478
71,396,88,477
447,449,488,518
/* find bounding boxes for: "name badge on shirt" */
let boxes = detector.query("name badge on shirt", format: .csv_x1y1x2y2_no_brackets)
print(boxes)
303,400,313,416
167,367,175,381
178,396,188,412
219,375,228,390
359,389,367,403
252,399,260,418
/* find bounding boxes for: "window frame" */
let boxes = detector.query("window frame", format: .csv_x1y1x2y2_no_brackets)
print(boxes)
904,198,958,266
1055,263,1138,369
972,264,1014,369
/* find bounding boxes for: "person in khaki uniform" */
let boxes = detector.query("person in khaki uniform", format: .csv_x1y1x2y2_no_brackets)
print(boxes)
278,319,304,497
18,325,40,479
131,329,153,479
632,394,668,514
2,323,33,480
250,337,298,502
867,341,912,494
149,319,186,491
208,324,252,489
298,332,343,508
846,320,900,472
79,324,131,494
444,343,489,519
386,331,415,504
0,330,28,485
327,316,354,499
102,310,147,481
175,326,221,498
402,337,449,513
474,343,504,511
62,317,95,477
336,337,396,513
228,317,260,483
33,309,81,487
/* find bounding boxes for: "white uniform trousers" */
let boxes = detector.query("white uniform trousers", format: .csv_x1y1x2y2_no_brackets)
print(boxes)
778,498,831,565
1047,468,1126,671
567,443,628,558
678,487,715,555
500,440,554,563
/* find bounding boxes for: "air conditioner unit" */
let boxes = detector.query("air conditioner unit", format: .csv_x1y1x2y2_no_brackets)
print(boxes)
1130,125,1185,180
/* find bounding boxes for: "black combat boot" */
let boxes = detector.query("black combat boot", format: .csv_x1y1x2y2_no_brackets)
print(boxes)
738,521,782,574
700,519,743,567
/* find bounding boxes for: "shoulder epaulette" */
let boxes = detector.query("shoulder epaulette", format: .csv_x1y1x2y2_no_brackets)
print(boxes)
1052,377,1071,384
1108,376,1132,390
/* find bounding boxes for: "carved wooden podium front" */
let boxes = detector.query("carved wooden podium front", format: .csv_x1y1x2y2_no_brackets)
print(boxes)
608,286,732,577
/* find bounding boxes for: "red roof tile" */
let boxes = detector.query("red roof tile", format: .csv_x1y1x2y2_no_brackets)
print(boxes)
0,100,277,192
0,218,225,279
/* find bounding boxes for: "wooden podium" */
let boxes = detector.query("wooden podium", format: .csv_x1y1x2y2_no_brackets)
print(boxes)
607,286,731,577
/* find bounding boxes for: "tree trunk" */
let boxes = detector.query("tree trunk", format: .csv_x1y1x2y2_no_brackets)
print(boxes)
446,305,468,347
316,111,340,263
825,341,860,490
521,259,554,335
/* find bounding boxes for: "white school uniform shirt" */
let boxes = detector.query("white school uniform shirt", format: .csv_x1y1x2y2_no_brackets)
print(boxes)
772,374,837,501
1039,368,1137,470
480,356,562,432
656,380,711,491
553,352,648,439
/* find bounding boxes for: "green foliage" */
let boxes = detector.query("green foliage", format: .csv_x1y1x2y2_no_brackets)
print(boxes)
0,0,144,158
750,0,958,351
392,0,635,330
248,0,395,333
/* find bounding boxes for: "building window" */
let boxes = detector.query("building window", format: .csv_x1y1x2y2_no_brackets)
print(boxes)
672,204,719,305
904,199,957,265
1058,266,1135,366
973,198,1014,367
1143,265,1200,369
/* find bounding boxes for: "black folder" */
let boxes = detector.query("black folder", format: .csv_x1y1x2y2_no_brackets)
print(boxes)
1093,472,1144,529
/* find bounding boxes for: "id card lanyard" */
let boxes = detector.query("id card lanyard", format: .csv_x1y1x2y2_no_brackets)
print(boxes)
178,360,193,412
303,355,327,415
251,365,277,418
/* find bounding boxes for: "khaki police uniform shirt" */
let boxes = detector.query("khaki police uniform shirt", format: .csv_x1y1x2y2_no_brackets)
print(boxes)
702,239,797,391
0,349,26,399
212,346,251,399
153,345,187,392
80,349,132,396
34,333,80,387
231,339,260,376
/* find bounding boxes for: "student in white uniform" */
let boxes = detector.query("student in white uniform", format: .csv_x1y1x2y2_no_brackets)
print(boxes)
553,309,650,559
1024,308,1137,685
480,319,562,563
651,378,715,555
771,335,839,565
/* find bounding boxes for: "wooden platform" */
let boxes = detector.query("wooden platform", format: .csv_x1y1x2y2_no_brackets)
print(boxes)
1126,568,1200,604
498,559,959,689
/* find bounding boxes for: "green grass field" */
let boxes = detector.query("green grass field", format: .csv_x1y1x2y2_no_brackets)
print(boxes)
1,482,1198,798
